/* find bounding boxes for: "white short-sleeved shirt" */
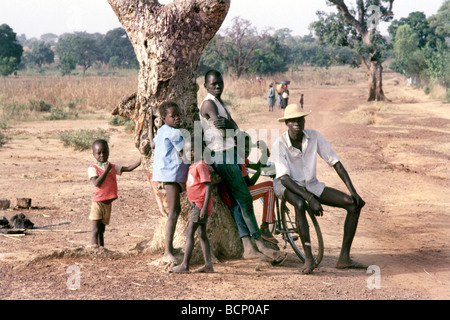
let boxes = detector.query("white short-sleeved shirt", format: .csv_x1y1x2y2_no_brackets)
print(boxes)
272,129,340,197
152,124,190,183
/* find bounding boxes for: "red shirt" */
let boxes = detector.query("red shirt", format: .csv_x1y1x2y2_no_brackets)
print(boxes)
186,160,213,215
89,164,119,202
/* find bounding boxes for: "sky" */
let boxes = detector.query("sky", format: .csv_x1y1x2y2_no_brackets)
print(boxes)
0,0,445,40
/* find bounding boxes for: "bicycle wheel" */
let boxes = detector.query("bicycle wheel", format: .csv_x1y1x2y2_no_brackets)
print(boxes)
280,199,324,265
268,198,281,235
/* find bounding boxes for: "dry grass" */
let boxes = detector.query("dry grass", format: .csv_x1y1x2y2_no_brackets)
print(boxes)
0,76,137,115
0,66,392,127
346,102,397,125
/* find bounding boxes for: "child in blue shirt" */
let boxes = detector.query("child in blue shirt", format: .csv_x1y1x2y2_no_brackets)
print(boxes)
149,101,190,265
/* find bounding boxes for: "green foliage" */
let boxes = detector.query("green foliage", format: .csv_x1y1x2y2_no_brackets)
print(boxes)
44,107,68,120
28,99,52,112
0,131,7,147
55,32,101,76
28,41,55,68
57,129,109,151
101,28,138,68
0,120,7,147
423,40,450,86
109,115,134,133
388,11,438,48
389,2,449,87
0,24,23,76
428,0,450,39
392,25,427,78
58,52,77,76
0,57,19,77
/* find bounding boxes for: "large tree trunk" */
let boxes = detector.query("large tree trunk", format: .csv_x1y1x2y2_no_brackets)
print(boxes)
367,62,386,102
108,0,243,264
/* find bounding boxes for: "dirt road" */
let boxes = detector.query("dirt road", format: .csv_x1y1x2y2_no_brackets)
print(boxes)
0,72,448,301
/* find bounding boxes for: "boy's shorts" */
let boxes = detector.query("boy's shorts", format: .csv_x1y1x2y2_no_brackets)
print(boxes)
190,203,209,224
89,201,112,225
158,181,186,193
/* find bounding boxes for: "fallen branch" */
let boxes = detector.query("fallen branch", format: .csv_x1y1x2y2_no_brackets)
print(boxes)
31,229,89,233
2,234,24,240
36,221,72,229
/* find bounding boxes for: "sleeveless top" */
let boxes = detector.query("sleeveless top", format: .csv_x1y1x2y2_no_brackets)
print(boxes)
199,93,235,152
89,164,119,202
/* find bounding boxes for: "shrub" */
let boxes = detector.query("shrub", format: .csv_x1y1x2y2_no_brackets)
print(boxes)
0,131,8,147
109,115,135,133
28,99,52,112
57,129,109,151
44,107,68,120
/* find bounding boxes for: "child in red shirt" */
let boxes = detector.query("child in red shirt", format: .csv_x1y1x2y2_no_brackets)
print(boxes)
171,143,213,273
88,139,141,248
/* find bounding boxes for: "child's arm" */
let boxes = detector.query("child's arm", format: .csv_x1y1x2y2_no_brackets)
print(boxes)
199,182,212,219
244,162,262,187
121,159,142,173
148,115,156,149
91,162,112,187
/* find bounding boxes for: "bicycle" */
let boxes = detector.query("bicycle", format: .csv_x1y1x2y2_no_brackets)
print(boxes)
260,163,324,266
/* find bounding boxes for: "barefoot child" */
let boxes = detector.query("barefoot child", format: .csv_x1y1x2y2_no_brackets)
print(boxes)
149,101,190,264
171,142,214,273
88,139,141,248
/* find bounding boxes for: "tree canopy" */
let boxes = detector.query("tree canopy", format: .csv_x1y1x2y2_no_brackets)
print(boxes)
0,24,23,76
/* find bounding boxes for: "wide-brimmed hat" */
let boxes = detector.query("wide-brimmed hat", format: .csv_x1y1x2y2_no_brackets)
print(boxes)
278,104,312,122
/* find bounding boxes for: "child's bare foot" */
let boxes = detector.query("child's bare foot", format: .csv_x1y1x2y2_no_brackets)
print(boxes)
171,265,189,273
193,265,214,273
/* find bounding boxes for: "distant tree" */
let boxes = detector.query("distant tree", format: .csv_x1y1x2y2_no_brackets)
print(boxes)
215,17,268,78
392,25,427,81
197,36,227,75
58,52,77,76
0,24,23,76
102,27,137,68
428,0,450,39
423,39,450,86
311,0,395,101
388,11,443,49
425,1,450,86
55,32,101,76
249,35,290,74
40,33,59,46
29,41,55,68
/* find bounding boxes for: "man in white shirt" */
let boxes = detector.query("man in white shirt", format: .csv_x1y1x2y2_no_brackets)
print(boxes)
272,104,366,274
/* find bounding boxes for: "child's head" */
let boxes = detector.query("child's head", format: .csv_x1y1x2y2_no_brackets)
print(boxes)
187,136,204,163
236,132,253,160
92,139,109,163
159,101,182,128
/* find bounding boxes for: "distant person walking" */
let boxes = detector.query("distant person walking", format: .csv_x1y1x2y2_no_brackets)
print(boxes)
280,85,289,109
267,83,275,112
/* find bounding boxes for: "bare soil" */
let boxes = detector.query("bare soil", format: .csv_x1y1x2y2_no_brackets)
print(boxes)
0,72,449,302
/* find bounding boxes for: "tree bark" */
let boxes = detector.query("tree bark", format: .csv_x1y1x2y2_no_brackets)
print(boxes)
108,0,244,264
367,62,386,102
